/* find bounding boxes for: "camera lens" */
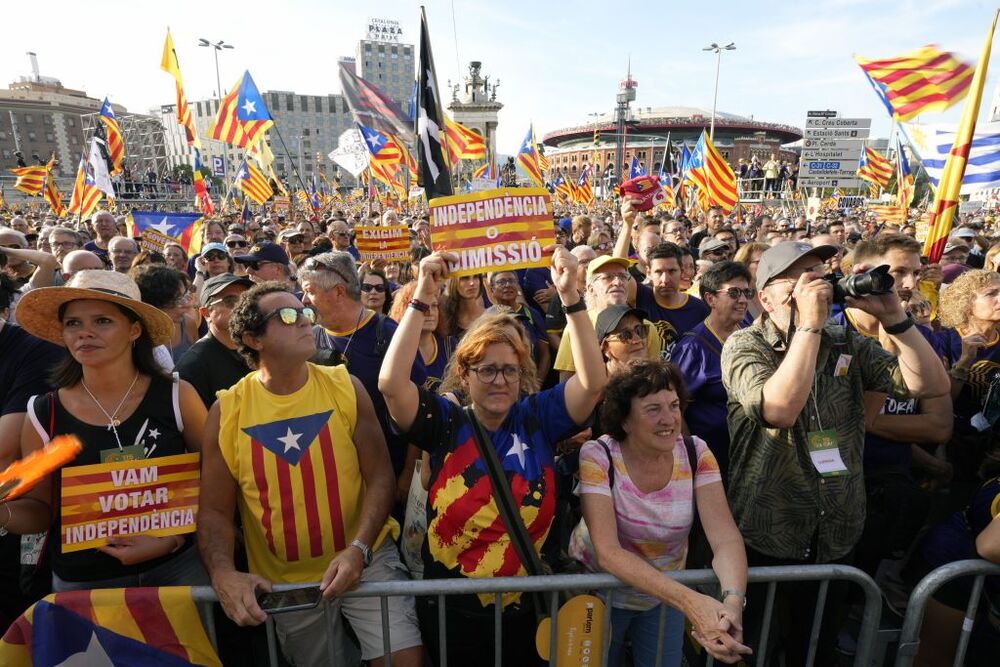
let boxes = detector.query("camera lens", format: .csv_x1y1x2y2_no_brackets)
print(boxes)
834,265,894,302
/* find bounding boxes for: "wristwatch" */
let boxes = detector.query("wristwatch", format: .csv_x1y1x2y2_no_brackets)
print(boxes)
350,538,373,566
720,589,747,609
561,299,587,315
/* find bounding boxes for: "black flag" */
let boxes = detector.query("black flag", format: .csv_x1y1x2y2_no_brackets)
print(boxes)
416,7,452,200
338,61,415,145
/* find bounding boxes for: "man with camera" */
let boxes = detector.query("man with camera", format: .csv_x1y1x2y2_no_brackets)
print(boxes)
721,241,948,665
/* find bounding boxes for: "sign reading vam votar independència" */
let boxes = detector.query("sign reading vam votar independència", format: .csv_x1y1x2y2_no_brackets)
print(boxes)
60,452,200,553
429,187,555,277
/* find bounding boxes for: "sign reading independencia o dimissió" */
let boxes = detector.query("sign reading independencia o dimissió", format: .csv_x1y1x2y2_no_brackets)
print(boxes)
429,187,554,277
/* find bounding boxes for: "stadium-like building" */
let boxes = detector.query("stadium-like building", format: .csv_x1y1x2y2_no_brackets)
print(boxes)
540,106,802,181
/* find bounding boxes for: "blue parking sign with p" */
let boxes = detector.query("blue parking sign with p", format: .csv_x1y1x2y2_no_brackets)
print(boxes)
211,156,225,177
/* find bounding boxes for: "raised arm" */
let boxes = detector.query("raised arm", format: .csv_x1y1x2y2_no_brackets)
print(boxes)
378,252,453,432
553,246,607,424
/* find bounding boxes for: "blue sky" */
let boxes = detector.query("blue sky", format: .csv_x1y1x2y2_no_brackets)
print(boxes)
2,0,996,153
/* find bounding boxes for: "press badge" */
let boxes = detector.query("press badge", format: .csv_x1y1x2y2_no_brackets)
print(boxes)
100,444,145,463
807,430,849,477
834,354,853,377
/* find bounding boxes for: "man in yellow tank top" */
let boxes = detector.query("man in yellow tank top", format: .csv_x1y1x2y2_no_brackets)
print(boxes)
197,282,422,666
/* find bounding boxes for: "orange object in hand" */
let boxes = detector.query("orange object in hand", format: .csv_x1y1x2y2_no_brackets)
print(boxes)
0,434,83,502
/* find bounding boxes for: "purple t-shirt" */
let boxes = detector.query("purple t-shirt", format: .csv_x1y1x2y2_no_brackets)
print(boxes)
939,327,1000,434
671,322,734,479
635,283,709,356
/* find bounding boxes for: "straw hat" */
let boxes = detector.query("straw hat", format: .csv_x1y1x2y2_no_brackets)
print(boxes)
16,270,175,346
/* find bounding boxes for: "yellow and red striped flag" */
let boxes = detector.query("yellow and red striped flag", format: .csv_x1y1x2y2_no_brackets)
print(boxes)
11,165,48,196
856,146,893,188
444,115,486,166
553,170,573,202
869,204,908,224
923,12,998,261
160,30,200,148
895,136,915,212
67,155,102,220
516,125,545,187
98,98,125,174
235,160,273,205
855,46,974,122
207,71,273,149
43,172,65,217
685,131,738,213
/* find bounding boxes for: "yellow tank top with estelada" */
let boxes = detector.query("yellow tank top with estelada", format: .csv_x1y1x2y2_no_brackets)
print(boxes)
217,364,398,583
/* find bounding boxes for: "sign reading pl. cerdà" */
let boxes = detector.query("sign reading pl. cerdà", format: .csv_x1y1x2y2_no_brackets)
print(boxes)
367,17,403,43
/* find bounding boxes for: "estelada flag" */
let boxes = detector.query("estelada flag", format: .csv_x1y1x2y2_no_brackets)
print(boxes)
207,71,273,149
0,587,221,666
11,165,47,196
127,211,205,255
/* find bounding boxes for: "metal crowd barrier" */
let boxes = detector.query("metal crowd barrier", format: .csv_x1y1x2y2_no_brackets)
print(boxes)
190,564,882,667
894,558,1000,667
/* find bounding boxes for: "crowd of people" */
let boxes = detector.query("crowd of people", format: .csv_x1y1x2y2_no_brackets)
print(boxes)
0,193,998,666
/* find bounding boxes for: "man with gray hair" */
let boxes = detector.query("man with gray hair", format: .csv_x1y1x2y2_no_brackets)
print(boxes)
299,251,426,480
107,236,139,273
83,210,118,264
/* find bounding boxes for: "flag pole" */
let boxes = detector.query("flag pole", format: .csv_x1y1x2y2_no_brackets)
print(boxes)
270,126,312,202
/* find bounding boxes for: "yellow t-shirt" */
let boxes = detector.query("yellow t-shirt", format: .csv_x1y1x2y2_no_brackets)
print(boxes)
554,309,664,372
217,364,398,583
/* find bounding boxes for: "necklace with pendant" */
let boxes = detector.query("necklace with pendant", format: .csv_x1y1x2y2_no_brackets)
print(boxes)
81,372,140,451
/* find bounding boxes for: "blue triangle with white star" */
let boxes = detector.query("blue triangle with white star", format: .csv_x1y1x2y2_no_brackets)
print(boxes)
242,411,333,465
236,71,271,122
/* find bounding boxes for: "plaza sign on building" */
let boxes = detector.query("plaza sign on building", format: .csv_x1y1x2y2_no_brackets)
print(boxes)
367,17,403,43
798,111,870,190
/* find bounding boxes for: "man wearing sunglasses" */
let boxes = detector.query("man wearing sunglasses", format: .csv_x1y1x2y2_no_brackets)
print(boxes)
300,251,426,481
175,274,253,408
328,220,360,260
233,241,296,290
199,283,423,666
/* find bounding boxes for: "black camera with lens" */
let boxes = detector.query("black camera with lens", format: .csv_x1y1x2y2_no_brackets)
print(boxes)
825,264,894,303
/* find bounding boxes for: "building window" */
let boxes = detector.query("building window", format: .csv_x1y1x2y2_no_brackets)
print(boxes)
287,96,294,111
28,131,36,140
45,133,54,142
300,96,309,111
271,93,280,109
68,117,76,127
24,114,33,124
43,115,53,125
2,150,10,160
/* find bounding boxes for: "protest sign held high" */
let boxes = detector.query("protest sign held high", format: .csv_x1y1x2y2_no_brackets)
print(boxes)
429,187,554,276
355,224,410,262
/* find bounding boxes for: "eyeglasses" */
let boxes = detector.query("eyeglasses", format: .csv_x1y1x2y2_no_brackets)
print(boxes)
468,364,523,384
245,260,277,272
360,283,387,293
606,324,648,343
52,240,80,249
260,306,316,328
711,287,755,300
283,236,305,243
594,272,630,284
204,252,228,261
332,231,349,238
226,240,248,249
208,295,240,309
302,257,354,285
493,278,518,287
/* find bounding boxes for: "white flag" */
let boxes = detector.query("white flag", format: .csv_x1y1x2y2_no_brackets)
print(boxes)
329,128,370,178
88,138,115,198
905,122,1000,194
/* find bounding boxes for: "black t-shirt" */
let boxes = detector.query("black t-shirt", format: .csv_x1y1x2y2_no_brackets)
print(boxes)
30,376,191,583
175,333,252,408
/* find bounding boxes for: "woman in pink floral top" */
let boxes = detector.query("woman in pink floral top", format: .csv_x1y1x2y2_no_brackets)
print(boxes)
570,360,750,666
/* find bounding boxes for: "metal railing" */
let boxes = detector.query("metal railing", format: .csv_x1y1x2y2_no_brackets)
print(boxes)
189,564,882,667
894,558,1000,667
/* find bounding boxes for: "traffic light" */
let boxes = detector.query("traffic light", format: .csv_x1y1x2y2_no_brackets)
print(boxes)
593,129,600,145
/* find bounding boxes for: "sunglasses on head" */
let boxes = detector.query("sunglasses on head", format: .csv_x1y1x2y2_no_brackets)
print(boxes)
260,306,316,328
302,257,353,285
360,283,387,293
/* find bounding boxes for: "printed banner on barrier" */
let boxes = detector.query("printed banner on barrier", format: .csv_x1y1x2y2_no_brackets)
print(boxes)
429,187,554,277
60,452,200,553
355,224,411,262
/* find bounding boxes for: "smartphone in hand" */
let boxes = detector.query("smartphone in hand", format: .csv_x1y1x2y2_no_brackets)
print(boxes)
257,586,323,614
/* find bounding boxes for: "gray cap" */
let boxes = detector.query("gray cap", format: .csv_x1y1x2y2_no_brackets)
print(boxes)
199,273,253,307
942,242,968,256
756,241,838,291
699,238,730,254
595,304,649,342
953,227,977,239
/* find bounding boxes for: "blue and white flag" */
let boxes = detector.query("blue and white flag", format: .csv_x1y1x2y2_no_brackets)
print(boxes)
905,122,1000,194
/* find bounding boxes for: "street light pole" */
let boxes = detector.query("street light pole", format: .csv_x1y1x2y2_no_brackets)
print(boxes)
703,42,735,142
199,38,235,184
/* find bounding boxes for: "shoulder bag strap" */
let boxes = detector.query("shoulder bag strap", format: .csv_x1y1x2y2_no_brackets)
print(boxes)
463,406,546,576
683,434,699,527
597,436,615,489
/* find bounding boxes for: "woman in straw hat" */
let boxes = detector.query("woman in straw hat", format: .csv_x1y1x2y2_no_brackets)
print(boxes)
4,270,209,591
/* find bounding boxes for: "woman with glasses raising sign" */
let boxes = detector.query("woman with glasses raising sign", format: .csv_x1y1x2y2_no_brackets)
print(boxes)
379,248,607,666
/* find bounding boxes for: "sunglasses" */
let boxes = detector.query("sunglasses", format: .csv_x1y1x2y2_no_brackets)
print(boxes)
226,240,248,249
606,324,648,343
283,236,305,243
260,306,316,328
360,283,387,293
302,257,353,285
204,252,228,261
245,260,277,272
711,287,755,300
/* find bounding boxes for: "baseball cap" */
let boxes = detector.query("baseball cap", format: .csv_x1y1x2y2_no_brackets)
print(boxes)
587,255,632,278
953,228,977,239
200,242,227,256
755,241,838,291
558,217,573,233
233,241,289,266
279,228,306,241
594,304,648,341
699,238,729,254
942,242,968,256
199,273,253,307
